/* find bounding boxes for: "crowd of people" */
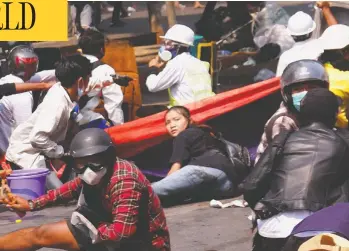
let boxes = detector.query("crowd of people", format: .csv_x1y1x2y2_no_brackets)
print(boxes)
1,1,349,251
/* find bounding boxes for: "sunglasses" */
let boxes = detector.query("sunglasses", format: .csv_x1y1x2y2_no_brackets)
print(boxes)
73,163,104,174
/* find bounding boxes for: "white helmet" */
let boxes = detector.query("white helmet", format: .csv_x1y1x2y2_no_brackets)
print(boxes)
159,24,194,47
287,11,316,36
320,24,349,50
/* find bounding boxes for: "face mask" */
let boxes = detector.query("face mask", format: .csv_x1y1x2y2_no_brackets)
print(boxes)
292,91,307,111
79,167,107,186
78,88,84,97
158,45,179,62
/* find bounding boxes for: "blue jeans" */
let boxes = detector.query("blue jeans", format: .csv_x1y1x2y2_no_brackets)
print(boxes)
152,165,235,203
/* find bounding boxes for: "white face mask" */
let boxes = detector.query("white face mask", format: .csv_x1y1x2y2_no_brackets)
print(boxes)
78,88,84,97
79,167,107,186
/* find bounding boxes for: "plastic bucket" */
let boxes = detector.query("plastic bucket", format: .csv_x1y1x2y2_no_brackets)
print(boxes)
7,168,50,200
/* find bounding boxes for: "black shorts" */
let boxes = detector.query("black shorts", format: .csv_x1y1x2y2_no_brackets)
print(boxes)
66,220,110,251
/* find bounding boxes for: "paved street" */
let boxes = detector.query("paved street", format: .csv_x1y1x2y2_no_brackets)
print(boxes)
0,2,317,250
0,199,252,251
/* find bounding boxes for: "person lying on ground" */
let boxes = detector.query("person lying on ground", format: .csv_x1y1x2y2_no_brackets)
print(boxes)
0,128,170,251
152,106,249,206
0,82,54,99
254,60,330,164
242,87,349,251
5,56,92,190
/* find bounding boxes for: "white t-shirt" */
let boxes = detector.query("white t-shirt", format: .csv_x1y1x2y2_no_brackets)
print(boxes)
276,39,324,77
6,83,74,169
258,210,313,238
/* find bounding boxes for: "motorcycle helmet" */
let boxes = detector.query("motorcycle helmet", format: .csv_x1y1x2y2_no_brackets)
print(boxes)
281,59,329,112
7,45,39,80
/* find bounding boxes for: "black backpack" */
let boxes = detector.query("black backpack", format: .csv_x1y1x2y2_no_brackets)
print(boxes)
216,133,252,185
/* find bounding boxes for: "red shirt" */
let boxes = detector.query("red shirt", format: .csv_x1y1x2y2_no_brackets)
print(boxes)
32,158,170,250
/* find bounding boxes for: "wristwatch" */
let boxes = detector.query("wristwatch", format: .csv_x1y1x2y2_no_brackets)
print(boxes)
28,200,34,211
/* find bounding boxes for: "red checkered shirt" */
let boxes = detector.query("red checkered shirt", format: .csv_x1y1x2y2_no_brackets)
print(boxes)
255,102,299,164
32,158,170,250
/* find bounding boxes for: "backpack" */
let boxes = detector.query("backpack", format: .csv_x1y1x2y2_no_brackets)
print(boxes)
216,133,252,185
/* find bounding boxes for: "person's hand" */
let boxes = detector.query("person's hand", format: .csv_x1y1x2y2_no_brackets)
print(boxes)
316,1,330,9
0,194,30,212
44,82,55,90
148,56,165,69
102,79,113,88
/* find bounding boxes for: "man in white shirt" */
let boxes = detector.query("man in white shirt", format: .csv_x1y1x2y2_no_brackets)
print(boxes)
78,28,124,128
0,45,40,155
276,11,323,77
146,24,215,107
6,56,92,189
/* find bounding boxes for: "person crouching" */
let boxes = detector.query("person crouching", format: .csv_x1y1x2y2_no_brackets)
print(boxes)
0,128,170,251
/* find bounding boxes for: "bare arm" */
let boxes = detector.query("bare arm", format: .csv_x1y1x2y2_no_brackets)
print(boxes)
14,82,54,93
167,162,182,176
317,2,338,26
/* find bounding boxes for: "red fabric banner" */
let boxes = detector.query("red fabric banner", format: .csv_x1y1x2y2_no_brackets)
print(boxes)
106,77,281,158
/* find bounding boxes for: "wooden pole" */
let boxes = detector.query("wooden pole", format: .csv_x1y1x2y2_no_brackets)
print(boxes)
147,2,164,44
67,3,74,38
166,1,177,28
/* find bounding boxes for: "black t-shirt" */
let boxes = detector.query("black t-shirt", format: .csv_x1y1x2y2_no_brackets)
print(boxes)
169,126,236,181
0,83,16,99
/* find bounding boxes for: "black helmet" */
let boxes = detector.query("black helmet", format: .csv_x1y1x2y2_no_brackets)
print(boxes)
7,45,39,79
70,128,114,158
281,59,329,111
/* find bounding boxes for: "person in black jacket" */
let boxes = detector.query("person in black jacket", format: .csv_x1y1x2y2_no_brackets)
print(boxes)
242,88,349,251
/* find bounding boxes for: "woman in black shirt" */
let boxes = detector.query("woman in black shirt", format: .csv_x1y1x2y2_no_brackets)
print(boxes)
152,106,236,204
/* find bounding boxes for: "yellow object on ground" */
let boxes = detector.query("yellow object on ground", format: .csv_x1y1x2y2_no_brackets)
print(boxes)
325,63,349,128
298,233,349,251
15,219,22,223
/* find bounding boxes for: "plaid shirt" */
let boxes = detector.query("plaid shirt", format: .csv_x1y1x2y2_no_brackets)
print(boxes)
33,158,170,250
255,102,299,164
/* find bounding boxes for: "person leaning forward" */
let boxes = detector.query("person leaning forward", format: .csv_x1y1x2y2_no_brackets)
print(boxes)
0,128,170,251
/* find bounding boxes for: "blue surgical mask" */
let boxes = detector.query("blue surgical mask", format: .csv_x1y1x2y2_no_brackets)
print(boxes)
292,91,307,111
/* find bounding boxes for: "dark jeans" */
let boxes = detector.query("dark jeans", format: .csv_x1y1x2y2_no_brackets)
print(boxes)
252,232,311,251
109,1,127,23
